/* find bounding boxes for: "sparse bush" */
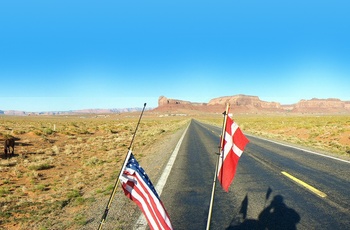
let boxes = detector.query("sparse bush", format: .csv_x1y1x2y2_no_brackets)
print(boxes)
42,128,54,135
29,163,54,171
34,184,47,191
0,187,10,196
85,157,105,166
3,134,14,139
0,210,12,218
13,130,26,135
67,189,81,199
64,144,74,155
74,213,87,226
79,129,91,135
67,189,86,206
51,145,60,155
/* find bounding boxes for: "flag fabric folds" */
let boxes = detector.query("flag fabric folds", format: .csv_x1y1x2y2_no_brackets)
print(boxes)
218,115,249,192
119,151,173,230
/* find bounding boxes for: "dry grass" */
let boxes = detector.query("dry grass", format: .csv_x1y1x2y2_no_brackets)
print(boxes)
0,114,189,229
199,114,350,157
1,113,349,229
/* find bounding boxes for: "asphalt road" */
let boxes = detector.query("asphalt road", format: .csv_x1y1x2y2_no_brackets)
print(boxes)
160,120,350,230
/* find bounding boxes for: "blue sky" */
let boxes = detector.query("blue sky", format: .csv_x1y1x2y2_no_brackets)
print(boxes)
0,1,349,111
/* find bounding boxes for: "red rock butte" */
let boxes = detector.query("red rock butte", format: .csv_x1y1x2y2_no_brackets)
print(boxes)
154,95,350,114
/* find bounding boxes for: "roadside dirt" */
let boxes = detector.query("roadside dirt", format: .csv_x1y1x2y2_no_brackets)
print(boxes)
1,114,349,229
81,124,187,230
0,115,189,229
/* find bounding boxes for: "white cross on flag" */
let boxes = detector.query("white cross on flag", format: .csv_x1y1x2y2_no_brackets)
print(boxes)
218,114,249,192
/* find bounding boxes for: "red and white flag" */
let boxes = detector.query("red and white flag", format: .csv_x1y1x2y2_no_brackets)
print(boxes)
120,151,173,230
218,114,249,192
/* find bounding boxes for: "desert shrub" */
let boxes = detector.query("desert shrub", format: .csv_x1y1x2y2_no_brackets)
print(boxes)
42,128,54,135
0,187,10,196
74,213,87,226
79,129,91,135
34,130,43,136
34,184,47,191
103,184,114,195
0,210,12,219
85,157,105,166
13,130,26,135
67,189,81,200
3,134,14,139
64,144,74,155
51,145,60,155
29,163,54,171
73,196,86,206
67,189,87,206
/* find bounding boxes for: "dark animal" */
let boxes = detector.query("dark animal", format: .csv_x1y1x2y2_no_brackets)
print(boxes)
4,138,15,157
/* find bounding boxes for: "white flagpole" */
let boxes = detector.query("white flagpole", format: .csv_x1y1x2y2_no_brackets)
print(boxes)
206,103,230,230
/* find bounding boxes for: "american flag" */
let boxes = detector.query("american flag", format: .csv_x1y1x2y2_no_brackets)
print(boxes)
119,151,173,230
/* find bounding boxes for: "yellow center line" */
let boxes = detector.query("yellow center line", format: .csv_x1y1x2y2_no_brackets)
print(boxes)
281,171,327,198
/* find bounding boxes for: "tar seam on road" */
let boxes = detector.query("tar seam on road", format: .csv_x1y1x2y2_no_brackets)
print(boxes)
134,123,190,230
246,134,350,164
281,171,327,198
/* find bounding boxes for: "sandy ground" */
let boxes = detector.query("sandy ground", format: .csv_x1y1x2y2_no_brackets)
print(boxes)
77,124,187,230
0,115,189,230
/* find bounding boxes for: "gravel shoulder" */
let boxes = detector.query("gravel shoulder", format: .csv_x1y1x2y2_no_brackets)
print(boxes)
81,123,188,230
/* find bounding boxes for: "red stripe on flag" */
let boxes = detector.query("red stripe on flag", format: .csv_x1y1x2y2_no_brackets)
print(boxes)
122,181,157,229
123,179,162,230
134,172,172,229
121,169,172,230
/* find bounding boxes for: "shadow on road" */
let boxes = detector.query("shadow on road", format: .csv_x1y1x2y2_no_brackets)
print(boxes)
226,187,300,230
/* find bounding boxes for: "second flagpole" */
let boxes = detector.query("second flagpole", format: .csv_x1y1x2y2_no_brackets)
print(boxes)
206,103,230,230
98,103,147,230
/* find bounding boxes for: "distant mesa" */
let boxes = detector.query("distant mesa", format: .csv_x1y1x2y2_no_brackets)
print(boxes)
158,96,207,107
0,108,147,116
3,110,27,116
155,95,350,114
208,95,281,109
1,95,349,115
294,98,350,113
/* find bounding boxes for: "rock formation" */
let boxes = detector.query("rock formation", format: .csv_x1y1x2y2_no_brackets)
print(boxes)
158,96,206,107
155,95,350,114
1,95,349,115
208,95,281,109
293,98,350,113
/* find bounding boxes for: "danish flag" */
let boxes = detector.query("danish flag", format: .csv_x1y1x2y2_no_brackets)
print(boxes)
218,114,249,192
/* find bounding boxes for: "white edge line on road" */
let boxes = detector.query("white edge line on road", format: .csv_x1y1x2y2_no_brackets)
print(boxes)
134,123,190,230
246,134,350,164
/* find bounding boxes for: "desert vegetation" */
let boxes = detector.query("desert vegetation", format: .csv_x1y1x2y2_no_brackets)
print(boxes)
0,114,189,229
1,113,349,229
199,114,350,157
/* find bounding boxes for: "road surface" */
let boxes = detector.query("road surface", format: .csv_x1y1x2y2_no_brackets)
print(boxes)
160,120,350,230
